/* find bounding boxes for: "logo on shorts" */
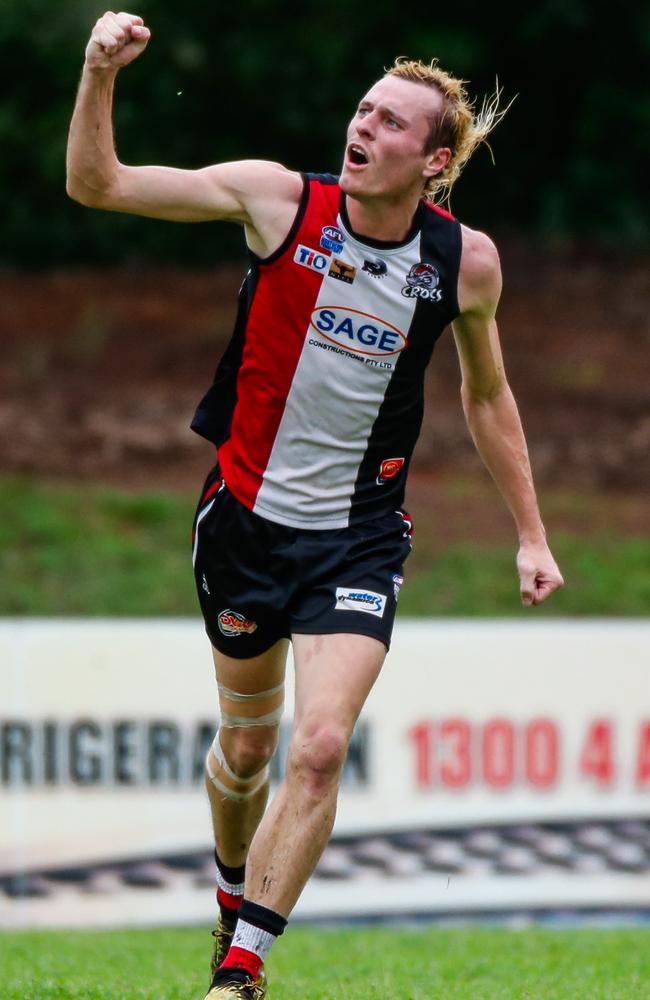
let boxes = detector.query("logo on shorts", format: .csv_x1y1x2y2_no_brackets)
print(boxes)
329,258,356,284
320,225,346,253
218,609,258,637
335,588,387,618
363,258,388,278
202,573,211,595
377,457,405,484
392,574,404,600
401,262,443,302
294,244,329,273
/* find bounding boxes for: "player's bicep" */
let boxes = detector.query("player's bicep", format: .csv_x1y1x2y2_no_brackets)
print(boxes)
108,161,250,223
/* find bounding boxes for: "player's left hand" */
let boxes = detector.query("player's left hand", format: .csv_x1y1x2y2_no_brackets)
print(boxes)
516,541,564,606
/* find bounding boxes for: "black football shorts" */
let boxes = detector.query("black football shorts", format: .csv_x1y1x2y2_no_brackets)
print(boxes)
191,465,413,659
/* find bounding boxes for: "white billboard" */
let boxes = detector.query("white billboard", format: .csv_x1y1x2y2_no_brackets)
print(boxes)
2,618,649,878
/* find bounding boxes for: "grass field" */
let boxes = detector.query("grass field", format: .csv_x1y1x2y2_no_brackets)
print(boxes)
1,925,648,999
1,476,649,616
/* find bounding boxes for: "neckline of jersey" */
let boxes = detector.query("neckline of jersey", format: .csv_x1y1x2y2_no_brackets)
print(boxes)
338,193,425,252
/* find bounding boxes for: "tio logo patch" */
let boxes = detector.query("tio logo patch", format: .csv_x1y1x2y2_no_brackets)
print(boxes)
335,588,387,618
218,609,258,637
311,306,407,357
294,244,329,273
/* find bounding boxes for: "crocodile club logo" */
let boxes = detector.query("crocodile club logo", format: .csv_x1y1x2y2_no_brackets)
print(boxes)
401,262,443,302
218,609,258,637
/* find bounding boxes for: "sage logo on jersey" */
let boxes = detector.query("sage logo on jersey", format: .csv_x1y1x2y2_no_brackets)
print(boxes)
335,587,387,618
401,262,443,302
294,244,329,273
310,307,408,358
320,225,346,253
362,258,388,278
218,609,258,637
377,457,405,484
329,258,356,284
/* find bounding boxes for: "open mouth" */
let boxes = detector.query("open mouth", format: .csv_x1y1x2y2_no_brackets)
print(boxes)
347,144,369,167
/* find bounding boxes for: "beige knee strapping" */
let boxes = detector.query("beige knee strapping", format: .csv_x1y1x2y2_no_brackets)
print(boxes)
206,681,284,800
206,731,270,803
217,680,285,702
217,680,285,729
219,706,285,728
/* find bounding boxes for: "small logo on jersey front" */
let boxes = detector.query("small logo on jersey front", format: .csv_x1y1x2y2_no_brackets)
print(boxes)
392,574,404,600
329,258,356,284
294,244,329,273
320,225,346,253
218,609,258,637
335,588,387,618
401,262,443,302
377,457,405,484
311,307,408,358
362,258,388,278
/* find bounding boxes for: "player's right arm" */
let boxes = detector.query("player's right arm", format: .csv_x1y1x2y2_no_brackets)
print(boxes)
66,12,302,254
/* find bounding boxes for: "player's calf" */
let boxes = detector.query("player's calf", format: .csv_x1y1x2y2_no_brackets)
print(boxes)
205,689,284,985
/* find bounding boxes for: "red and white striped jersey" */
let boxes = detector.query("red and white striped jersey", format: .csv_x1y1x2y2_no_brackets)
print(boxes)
192,173,462,529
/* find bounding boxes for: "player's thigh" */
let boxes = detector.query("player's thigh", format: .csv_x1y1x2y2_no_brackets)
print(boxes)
212,638,289,721
291,632,385,736
211,639,290,766
192,466,295,657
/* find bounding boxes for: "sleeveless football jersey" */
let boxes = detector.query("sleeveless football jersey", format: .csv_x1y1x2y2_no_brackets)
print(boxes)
191,173,462,529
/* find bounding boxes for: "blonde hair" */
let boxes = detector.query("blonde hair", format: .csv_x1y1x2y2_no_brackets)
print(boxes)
386,57,510,204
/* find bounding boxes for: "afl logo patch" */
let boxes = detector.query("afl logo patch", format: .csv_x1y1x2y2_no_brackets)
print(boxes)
320,226,346,253
310,307,408,358
218,609,258,637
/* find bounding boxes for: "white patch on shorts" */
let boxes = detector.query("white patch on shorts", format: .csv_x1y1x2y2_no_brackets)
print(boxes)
335,587,386,617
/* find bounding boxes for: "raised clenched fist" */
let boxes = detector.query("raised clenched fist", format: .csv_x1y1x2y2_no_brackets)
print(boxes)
85,11,151,71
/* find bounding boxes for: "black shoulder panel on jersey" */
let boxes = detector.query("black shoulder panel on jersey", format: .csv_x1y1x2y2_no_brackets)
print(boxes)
420,205,462,323
190,265,260,447
304,172,340,185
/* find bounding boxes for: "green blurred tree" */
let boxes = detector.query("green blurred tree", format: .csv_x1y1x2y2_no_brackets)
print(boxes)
1,0,648,265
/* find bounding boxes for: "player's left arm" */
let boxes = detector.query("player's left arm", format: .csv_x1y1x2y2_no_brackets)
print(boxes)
452,225,564,606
